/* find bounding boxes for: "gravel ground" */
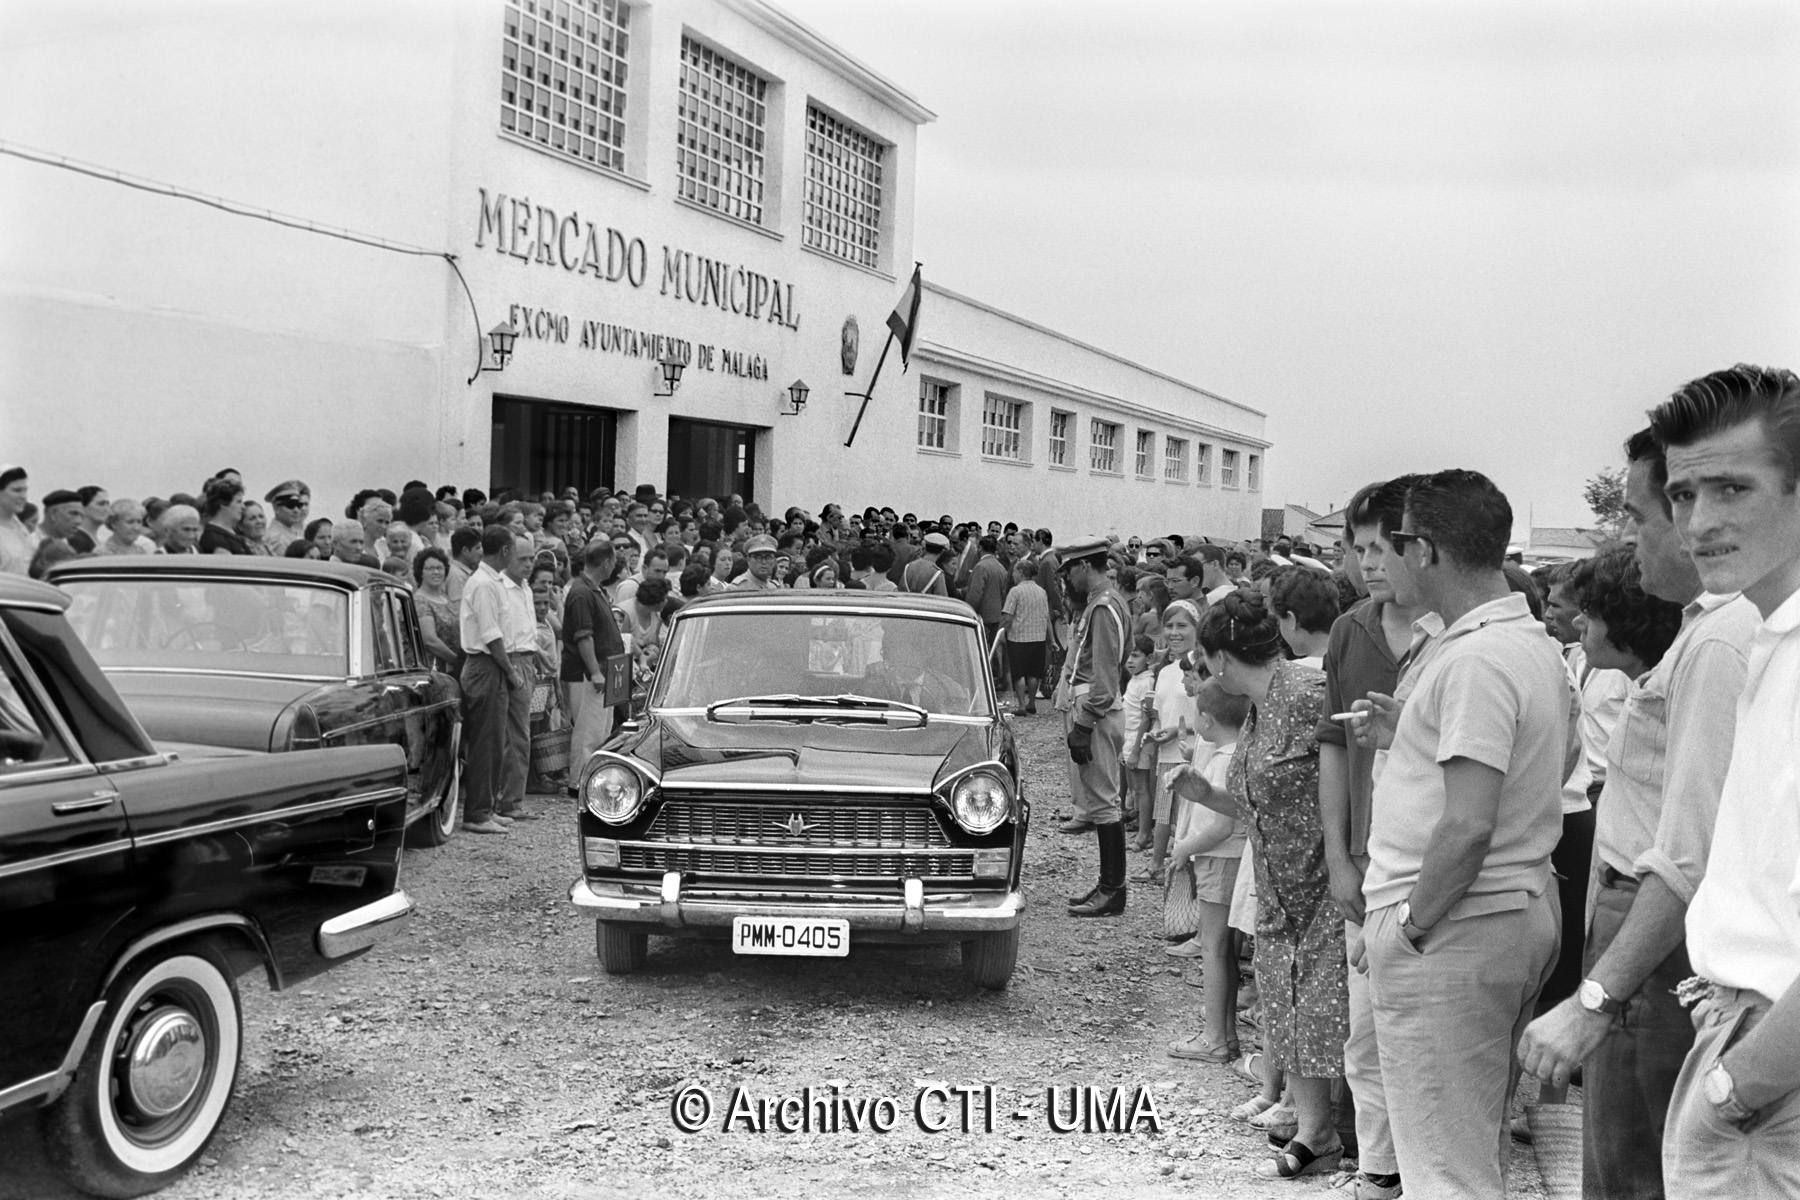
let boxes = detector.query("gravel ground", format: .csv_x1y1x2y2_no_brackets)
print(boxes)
3,711,1550,1199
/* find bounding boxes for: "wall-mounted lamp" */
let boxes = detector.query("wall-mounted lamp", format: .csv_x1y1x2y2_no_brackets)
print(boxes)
655,351,686,397
467,321,518,385
779,378,810,416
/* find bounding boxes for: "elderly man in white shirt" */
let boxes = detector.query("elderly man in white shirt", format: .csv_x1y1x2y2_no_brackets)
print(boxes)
1647,364,1800,1196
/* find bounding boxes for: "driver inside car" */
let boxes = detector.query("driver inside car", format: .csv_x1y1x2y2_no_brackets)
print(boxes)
866,624,970,713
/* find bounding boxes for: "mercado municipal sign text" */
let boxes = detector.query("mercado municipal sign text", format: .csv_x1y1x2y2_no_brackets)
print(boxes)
475,188,800,332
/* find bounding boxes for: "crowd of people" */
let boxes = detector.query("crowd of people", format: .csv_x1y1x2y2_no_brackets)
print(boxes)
5,362,1798,1197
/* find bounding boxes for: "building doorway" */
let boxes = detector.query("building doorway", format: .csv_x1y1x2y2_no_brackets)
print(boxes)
491,397,617,500
667,417,755,504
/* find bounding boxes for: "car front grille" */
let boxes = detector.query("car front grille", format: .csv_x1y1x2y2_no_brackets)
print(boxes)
648,796,951,849
618,845,976,878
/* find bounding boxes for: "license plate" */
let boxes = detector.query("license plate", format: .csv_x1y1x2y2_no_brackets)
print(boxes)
731,916,850,957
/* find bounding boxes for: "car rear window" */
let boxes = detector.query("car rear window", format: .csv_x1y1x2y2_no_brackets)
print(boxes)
60,578,351,679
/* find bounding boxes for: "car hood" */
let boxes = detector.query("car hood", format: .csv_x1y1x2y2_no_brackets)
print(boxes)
629,714,992,793
104,672,322,753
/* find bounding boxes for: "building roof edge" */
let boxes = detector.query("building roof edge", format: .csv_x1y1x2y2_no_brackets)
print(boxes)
725,0,938,125
921,281,1266,419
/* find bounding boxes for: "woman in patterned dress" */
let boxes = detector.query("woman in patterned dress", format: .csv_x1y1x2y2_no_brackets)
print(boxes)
1185,589,1348,1180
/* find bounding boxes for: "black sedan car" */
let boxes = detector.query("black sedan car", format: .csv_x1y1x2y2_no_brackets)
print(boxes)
568,592,1028,989
0,572,414,1198
49,556,462,846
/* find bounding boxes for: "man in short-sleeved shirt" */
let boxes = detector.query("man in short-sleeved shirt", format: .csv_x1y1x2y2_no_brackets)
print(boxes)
561,541,625,770
1357,470,1567,1200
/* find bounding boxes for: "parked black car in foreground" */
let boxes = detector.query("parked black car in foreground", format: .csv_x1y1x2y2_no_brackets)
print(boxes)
49,556,462,847
0,573,414,1197
568,592,1028,989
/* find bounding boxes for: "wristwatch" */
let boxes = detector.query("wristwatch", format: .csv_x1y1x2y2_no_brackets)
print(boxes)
1577,979,1626,1018
1704,1060,1758,1126
1397,900,1427,944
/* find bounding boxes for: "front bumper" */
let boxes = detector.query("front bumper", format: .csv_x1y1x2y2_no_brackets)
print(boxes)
569,874,1023,934
317,890,414,958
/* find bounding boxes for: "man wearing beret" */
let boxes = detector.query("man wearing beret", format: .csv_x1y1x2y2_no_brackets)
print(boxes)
37,489,85,557
1057,535,1133,917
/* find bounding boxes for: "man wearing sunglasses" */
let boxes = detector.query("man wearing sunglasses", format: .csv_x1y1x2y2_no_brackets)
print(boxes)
262,479,311,554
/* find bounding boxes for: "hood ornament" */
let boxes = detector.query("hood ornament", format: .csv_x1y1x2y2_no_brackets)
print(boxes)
774,813,821,837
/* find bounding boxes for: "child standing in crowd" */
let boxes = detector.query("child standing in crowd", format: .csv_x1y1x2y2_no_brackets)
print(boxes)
1166,674,1249,1063
1120,635,1159,848
1137,599,1202,885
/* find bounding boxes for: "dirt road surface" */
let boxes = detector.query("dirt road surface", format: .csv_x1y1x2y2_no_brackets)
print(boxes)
2,712,1549,1199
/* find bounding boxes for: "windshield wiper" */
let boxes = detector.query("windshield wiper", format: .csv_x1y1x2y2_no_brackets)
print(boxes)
704,693,928,727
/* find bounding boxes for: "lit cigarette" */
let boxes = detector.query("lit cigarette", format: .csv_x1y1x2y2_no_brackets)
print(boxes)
1330,712,1361,721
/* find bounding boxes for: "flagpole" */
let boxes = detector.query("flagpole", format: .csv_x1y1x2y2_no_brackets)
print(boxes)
843,328,896,448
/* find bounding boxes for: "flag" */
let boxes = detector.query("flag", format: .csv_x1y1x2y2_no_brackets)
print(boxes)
886,264,922,370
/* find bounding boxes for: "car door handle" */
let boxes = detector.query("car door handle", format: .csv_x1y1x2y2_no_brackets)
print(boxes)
52,792,118,816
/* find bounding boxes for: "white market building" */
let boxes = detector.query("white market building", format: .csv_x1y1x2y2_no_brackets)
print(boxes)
0,0,1269,540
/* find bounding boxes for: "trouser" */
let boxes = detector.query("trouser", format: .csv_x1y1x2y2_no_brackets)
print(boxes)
459,653,511,824
1583,872,1694,1200
566,678,616,777
1365,890,1559,1199
1063,706,1124,825
1344,867,1397,1177
1541,807,1596,1010
498,652,534,808
1664,985,1800,1196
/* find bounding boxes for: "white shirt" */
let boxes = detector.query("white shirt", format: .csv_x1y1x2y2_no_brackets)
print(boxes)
1687,585,1800,1002
1561,643,1629,816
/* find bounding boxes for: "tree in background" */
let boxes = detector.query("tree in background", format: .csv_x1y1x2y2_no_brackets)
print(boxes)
1584,466,1628,540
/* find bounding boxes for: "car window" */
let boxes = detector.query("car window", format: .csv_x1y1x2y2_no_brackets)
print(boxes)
386,592,422,671
0,638,73,774
654,611,990,716
60,578,351,678
368,595,401,674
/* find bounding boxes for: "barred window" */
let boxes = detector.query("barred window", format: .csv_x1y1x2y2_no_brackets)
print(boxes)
1196,442,1212,485
1091,420,1120,473
1135,430,1155,478
502,0,631,173
1222,449,1240,488
1165,437,1188,482
1049,411,1073,467
676,37,767,225
983,396,1025,461
919,380,952,450
1248,454,1261,491
803,106,884,270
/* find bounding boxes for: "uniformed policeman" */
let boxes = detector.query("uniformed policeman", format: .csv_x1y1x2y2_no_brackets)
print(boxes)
1054,536,1132,917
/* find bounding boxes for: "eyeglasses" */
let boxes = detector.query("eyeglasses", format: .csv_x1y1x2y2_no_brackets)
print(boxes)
1388,531,1435,558
274,496,308,508
1145,548,1163,558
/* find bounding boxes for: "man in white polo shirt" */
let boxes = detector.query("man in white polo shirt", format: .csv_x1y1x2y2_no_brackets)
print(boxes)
1650,364,1800,1195
1354,468,1567,1199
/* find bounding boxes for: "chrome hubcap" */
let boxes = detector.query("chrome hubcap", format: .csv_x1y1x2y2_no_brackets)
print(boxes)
124,1006,206,1118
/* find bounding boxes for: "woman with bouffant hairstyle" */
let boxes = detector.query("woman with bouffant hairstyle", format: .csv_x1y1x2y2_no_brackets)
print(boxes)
1184,589,1347,1180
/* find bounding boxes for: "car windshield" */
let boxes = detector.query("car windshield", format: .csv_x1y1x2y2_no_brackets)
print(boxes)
653,609,991,717
60,577,352,678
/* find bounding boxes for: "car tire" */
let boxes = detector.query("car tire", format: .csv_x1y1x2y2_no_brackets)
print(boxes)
961,927,1020,991
408,757,461,849
596,922,648,975
42,943,242,1199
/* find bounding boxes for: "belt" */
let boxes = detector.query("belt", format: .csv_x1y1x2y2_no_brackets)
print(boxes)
1677,977,1773,1027
1599,865,1640,892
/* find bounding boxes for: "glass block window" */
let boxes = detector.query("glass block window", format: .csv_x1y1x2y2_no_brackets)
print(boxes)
676,37,768,225
1165,438,1188,482
1135,430,1155,478
919,381,951,450
501,0,631,173
1091,420,1120,473
1196,442,1212,485
982,397,1025,460
1049,411,1073,466
1222,449,1240,488
804,106,884,270
1248,454,1262,491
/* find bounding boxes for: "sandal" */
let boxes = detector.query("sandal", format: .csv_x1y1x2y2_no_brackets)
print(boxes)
1129,864,1165,885
1229,1095,1278,1123
1233,1051,1264,1087
1256,1138,1343,1180
1249,1104,1299,1140
1166,1033,1241,1063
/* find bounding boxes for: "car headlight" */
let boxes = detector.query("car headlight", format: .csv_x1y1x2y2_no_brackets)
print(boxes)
950,771,1011,835
584,762,645,824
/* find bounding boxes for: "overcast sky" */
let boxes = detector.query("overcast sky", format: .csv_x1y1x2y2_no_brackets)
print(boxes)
779,0,1800,533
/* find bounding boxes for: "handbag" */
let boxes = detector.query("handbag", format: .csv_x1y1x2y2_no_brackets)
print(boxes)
1163,859,1205,938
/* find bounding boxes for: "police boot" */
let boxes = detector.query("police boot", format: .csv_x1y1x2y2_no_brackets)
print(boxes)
1068,823,1127,917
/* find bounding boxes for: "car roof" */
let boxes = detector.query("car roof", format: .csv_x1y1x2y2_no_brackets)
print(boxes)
678,590,980,622
0,573,73,611
47,554,392,591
